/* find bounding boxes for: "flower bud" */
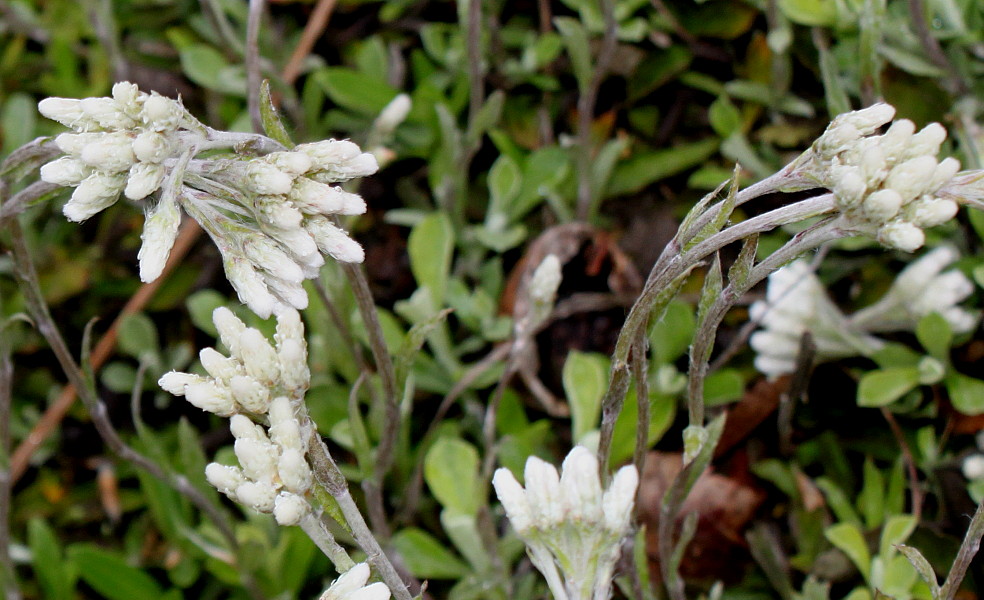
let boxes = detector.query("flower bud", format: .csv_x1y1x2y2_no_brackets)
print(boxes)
929,157,961,191
862,189,903,222
831,165,867,207
905,196,959,228
524,457,563,528
111,82,142,117
255,195,304,230
265,151,312,177
235,437,279,482
132,131,173,163
243,235,304,283
839,103,896,136
185,380,237,416
289,178,366,216
278,448,313,493
816,123,860,158
320,564,372,600
238,328,280,384
877,220,925,252
885,156,938,201
277,338,309,393
264,275,309,311
125,162,166,201
235,481,277,512
492,468,533,533
878,119,916,162
374,94,412,135
559,446,602,522
142,94,186,130
137,193,181,282
199,347,239,383
38,97,87,128
309,153,379,183
296,140,362,168
225,258,277,319
64,173,125,222
229,414,266,441
40,157,90,186
213,307,247,359
602,465,639,534
905,122,947,159
229,374,271,414
55,132,102,155
246,161,294,195
80,97,134,130
205,463,247,496
80,132,136,172
273,492,309,526
305,216,365,263
158,371,205,395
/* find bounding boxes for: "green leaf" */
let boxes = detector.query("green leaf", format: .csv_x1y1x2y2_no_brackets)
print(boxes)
553,17,592,93
562,351,609,443
824,523,871,581
186,290,226,338
856,367,920,407
945,373,984,415
315,67,399,117
391,528,470,579
408,212,455,308
1,92,37,156
879,515,917,559
607,139,719,197
441,510,491,572
915,312,952,362
179,44,245,95
858,457,885,530
778,0,838,26
69,545,163,600
708,95,741,137
28,519,75,600
610,390,676,466
424,436,481,515
117,312,159,361
703,369,744,407
487,154,521,220
816,477,862,526
466,90,504,148
259,80,294,148
650,301,696,363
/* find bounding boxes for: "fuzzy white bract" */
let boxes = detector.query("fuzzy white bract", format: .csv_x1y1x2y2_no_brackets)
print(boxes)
39,82,377,318
492,446,638,600
807,103,961,252
749,261,883,378
159,307,315,524
318,563,391,600
849,246,978,334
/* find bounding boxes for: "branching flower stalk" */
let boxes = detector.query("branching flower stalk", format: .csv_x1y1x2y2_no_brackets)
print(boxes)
597,102,984,471
159,308,413,600
37,82,376,318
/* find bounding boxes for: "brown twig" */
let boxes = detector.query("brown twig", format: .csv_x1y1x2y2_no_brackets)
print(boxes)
282,0,337,86
880,407,924,521
9,220,202,483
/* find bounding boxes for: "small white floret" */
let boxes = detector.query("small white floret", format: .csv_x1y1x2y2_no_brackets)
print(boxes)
862,189,903,222
885,156,938,201
40,157,90,186
199,347,239,383
265,151,312,177
64,173,125,222
235,481,277,512
229,374,271,414
560,446,602,522
235,437,280,483
125,162,166,200
55,132,101,155
213,307,247,359
205,463,247,496
237,328,280,383
905,122,947,159
38,97,87,128
492,468,533,533
225,258,277,319
877,220,925,252
601,464,639,535
185,380,236,416
273,492,309,526
305,216,365,263
132,131,173,163
320,563,372,600
158,371,205,395
246,161,294,195
80,96,134,129
278,448,313,493
878,119,917,162
137,193,181,282
79,131,135,172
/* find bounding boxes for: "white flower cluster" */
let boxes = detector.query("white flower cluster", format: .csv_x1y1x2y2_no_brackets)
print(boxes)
811,103,960,252
850,246,977,334
751,249,978,378
750,261,883,378
492,447,638,600
39,82,200,219
38,82,378,319
159,307,316,525
318,563,390,600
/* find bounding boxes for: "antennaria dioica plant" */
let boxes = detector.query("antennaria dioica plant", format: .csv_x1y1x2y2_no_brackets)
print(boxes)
3,2,984,600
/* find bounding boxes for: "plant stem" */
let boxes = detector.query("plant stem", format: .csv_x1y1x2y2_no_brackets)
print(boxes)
299,512,356,572
597,193,836,467
939,499,984,600
5,219,268,600
246,0,265,134
307,431,414,600
0,281,20,600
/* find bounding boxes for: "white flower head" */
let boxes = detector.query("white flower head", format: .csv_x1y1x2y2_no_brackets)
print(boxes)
749,260,883,378
39,83,373,319
319,563,391,600
850,246,978,334
493,446,638,600
806,103,962,252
